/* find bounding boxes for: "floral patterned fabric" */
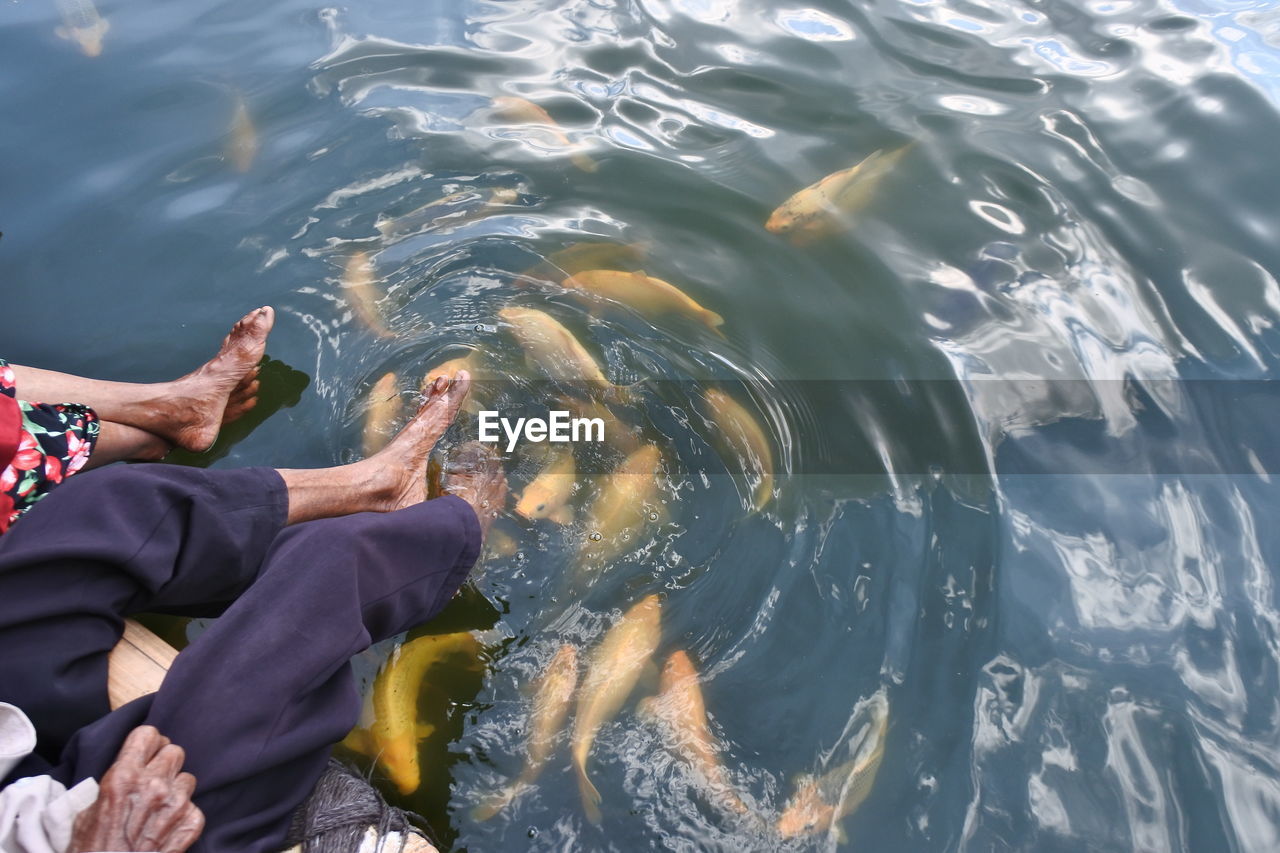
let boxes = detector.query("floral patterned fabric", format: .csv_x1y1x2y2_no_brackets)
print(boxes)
0,359,99,534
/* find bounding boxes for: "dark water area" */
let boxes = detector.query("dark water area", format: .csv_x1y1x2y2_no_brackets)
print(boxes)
5,0,1280,850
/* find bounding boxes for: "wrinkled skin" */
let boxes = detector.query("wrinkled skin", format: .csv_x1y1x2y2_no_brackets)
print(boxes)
70,725,204,853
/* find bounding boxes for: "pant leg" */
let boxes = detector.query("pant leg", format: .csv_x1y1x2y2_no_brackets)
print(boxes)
56,494,481,853
0,463,288,763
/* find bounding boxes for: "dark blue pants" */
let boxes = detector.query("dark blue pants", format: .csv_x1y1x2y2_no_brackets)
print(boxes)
0,464,481,853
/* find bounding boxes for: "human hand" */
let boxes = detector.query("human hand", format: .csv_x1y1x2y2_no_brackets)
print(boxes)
69,725,204,853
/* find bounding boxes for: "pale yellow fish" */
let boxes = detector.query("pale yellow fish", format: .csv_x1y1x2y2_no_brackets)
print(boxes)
422,354,478,387
563,269,724,333
376,187,519,240
226,96,258,173
556,395,641,454
343,632,482,795
515,447,577,524
472,644,579,821
488,96,597,173
637,650,749,815
55,0,109,57
572,595,662,823
538,242,648,280
342,251,394,339
704,389,773,512
498,306,610,388
765,144,914,245
361,372,401,457
484,527,519,560
777,690,890,840
580,444,664,567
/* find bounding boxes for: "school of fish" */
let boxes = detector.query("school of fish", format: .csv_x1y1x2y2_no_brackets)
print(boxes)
298,81,915,838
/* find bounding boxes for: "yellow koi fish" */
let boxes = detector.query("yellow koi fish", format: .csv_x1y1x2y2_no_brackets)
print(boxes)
704,389,773,512
497,306,612,387
637,651,749,815
537,242,648,280
55,0,109,57
572,595,662,823
342,251,394,339
580,444,664,567
227,96,258,173
556,395,640,455
362,372,401,457
488,96,597,173
515,447,577,524
563,270,724,333
376,187,519,240
344,632,482,795
765,144,913,245
473,644,579,821
777,690,890,840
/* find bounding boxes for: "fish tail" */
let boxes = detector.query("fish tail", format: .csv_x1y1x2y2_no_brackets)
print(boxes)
576,761,603,824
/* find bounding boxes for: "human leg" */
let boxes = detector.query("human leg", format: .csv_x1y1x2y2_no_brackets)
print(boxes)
84,420,172,468
7,306,273,453
55,456,502,853
0,369,474,753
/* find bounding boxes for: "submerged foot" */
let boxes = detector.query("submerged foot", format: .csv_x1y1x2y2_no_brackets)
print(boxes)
165,307,275,452
441,441,508,538
365,370,473,512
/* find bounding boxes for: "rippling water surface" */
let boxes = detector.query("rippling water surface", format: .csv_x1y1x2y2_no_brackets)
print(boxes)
6,0,1280,850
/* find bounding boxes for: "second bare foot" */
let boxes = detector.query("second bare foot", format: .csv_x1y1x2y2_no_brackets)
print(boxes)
363,370,473,512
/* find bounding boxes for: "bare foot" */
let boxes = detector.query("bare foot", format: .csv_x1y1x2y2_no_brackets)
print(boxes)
161,307,275,452
363,371,473,512
441,441,508,538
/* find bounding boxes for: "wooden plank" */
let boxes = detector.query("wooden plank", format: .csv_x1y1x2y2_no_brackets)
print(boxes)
106,618,178,710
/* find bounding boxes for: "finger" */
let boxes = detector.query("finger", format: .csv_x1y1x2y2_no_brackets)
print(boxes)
145,742,186,779
135,772,198,851
114,725,167,769
159,802,205,853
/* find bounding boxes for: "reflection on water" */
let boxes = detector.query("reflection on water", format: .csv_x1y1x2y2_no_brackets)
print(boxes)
5,0,1280,849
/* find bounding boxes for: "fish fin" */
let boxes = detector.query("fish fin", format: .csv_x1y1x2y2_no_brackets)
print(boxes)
577,763,603,824
55,26,69,40
416,723,436,741
549,505,575,525
340,727,375,758
835,823,849,845
635,695,657,721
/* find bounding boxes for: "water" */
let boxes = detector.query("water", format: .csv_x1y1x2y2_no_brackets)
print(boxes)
4,0,1280,850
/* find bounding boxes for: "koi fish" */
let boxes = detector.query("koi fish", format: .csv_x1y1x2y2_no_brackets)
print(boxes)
342,251,394,339
472,644,579,821
765,144,913,245
55,0,109,57
580,444,664,567
563,270,724,333
375,187,520,240
703,389,773,512
488,96,597,173
515,447,577,524
343,632,482,795
361,372,401,456
533,242,648,281
498,306,613,390
572,595,662,823
227,96,258,173
637,651,749,815
776,690,890,841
